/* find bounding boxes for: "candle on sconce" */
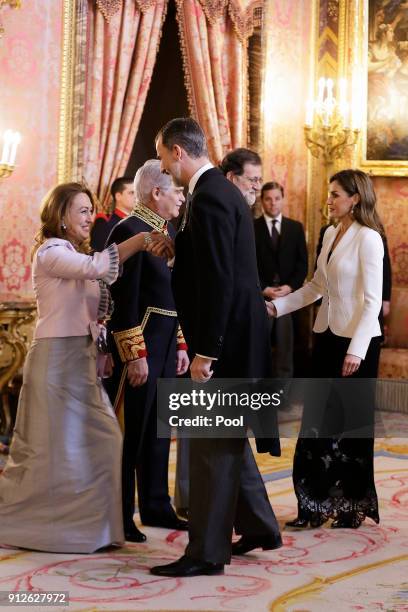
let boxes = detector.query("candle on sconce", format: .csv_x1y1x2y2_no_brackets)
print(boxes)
0,130,20,166
317,77,325,105
1,130,13,165
326,79,334,106
338,78,349,128
305,99,314,127
339,78,347,104
8,132,21,166
351,70,363,130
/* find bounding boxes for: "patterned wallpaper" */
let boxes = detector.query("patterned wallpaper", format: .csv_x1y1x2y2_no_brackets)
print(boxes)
261,0,312,227
0,1,62,297
0,0,406,298
373,177,408,289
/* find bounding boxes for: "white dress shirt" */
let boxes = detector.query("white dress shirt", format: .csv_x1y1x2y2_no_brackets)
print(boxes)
188,162,214,194
263,212,282,235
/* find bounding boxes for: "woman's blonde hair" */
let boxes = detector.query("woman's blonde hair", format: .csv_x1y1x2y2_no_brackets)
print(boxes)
32,182,95,258
329,169,384,235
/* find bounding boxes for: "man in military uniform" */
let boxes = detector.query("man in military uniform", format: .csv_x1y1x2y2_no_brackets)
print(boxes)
107,160,189,543
91,176,135,251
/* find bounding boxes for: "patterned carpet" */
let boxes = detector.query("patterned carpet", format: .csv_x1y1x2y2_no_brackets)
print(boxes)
0,437,407,612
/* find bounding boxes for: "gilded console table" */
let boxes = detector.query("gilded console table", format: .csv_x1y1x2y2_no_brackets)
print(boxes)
0,294,36,437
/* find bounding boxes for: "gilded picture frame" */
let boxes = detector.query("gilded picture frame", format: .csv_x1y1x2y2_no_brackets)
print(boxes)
58,0,76,183
341,0,408,176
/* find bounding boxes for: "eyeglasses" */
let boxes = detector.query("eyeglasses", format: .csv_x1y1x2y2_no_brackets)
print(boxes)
239,175,263,185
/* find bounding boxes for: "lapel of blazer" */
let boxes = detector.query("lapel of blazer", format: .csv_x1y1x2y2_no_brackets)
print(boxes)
327,221,361,269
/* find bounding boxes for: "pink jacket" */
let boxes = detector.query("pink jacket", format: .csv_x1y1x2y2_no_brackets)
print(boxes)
33,238,119,339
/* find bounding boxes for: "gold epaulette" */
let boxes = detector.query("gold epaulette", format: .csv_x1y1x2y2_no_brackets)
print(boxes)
177,325,188,351
113,326,147,362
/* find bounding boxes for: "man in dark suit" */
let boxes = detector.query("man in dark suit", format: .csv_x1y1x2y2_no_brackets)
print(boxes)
90,176,135,251
254,182,308,377
151,117,281,578
174,146,264,516
107,161,189,542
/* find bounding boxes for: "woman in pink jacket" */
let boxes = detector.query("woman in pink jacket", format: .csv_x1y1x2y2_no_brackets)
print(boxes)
0,182,171,553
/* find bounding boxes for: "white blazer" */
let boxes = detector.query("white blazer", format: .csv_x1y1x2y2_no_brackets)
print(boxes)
273,221,383,360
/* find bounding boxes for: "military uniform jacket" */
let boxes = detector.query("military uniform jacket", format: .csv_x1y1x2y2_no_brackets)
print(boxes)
107,206,186,363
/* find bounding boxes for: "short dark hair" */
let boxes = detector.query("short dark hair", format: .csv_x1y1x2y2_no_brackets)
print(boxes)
261,181,284,199
111,176,133,202
156,117,208,158
219,148,261,176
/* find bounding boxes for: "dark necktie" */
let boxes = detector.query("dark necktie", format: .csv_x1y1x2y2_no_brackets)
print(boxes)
270,219,279,251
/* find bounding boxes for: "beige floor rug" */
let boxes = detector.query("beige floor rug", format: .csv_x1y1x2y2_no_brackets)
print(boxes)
0,438,407,612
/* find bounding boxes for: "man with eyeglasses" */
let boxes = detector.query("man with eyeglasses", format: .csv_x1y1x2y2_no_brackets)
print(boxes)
220,148,262,207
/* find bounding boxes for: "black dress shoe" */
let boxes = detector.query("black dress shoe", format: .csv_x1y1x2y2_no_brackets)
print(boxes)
285,516,309,529
232,535,283,556
142,515,188,531
285,512,326,529
150,555,224,577
124,526,147,543
331,514,362,529
310,513,326,528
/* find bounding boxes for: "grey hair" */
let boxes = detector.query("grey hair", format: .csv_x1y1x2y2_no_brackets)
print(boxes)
134,159,173,206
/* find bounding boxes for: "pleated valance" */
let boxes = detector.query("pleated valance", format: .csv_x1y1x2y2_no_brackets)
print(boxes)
95,0,259,39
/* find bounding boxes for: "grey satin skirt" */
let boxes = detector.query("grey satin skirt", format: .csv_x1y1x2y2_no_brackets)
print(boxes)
0,335,124,553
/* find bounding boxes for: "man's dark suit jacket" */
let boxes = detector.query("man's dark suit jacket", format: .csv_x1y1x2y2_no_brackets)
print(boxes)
172,167,280,455
253,216,308,290
91,209,127,252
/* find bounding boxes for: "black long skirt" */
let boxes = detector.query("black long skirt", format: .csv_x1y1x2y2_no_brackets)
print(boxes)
292,328,381,523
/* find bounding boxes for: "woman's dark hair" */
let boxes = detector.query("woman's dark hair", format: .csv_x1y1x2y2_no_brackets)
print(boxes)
329,169,384,235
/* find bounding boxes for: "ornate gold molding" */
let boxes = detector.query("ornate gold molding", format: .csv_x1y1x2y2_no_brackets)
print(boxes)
304,0,319,276
0,297,36,436
58,0,77,183
0,0,21,38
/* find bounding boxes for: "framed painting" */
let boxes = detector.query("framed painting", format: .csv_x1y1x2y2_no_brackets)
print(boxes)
340,0,408,176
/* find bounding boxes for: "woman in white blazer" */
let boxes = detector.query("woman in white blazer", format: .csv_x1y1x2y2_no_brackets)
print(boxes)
268,169,384,529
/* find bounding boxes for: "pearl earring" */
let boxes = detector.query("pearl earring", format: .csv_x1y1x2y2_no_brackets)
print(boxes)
61,222,67,230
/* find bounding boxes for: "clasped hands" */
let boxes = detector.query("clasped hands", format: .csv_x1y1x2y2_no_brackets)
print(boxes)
144,231,174,259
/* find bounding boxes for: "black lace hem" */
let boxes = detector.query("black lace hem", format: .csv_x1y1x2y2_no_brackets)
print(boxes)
296,485,380,523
